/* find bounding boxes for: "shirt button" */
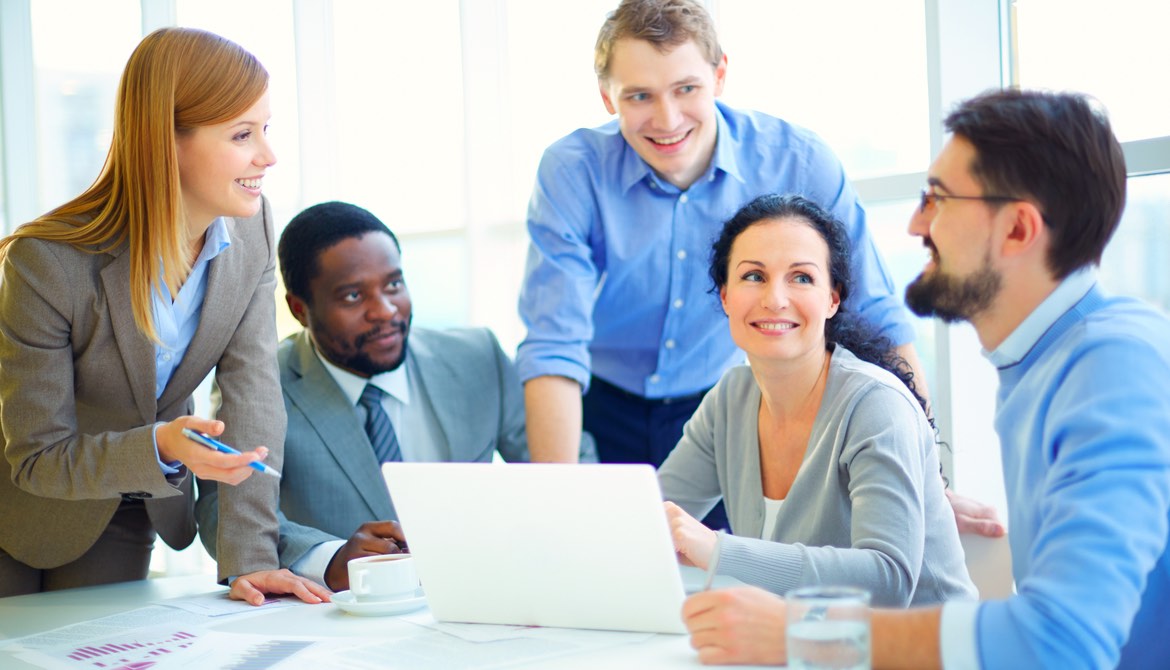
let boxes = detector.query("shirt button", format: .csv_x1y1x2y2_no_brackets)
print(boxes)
673,299,684,309
679,194,689,204
162,353,172,362
676,250,687,260
650,374,661,384
665,339,676,349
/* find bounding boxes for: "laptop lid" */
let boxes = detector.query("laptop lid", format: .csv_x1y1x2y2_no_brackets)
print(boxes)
381,462,687,634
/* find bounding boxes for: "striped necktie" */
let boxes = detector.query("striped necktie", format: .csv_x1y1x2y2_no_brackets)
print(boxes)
358,384,402,463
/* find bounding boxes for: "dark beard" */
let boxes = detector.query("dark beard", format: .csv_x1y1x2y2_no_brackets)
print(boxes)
338,321,410,377
905,262,1001,323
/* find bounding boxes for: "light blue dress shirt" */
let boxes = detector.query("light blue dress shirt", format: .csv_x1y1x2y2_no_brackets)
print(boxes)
517,101,913,399
152,218,232,472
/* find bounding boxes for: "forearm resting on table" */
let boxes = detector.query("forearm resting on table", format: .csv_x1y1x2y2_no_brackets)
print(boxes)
871,607,943,670
524,375,582,463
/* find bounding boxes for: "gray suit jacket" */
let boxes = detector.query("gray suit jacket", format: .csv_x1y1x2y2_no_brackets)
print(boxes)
197,326,535,568
0,200,286,580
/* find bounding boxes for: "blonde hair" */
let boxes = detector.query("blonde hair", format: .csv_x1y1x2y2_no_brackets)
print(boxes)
594,0,723,80
0,27,268,341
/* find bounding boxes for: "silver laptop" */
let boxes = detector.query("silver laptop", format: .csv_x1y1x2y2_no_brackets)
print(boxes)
381,462,687,634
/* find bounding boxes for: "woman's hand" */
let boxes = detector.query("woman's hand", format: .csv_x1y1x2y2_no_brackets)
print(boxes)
229,569,332,606
155,417,269,484
665,501,718,569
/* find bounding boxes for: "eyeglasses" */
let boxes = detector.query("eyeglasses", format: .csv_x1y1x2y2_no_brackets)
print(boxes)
919,188,1024,213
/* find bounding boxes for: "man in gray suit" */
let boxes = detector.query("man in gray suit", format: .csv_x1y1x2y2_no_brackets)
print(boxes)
199,201,581,591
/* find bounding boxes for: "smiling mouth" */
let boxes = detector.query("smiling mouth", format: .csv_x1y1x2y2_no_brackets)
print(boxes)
648,130,690,146
359,324,406,347
236,178,262,190
753,322,796,332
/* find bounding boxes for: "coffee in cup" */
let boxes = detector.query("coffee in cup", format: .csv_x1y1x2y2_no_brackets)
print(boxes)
347,554,420,602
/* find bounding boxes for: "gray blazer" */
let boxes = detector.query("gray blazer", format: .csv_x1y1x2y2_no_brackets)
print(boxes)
197,326,532,568
658,347,976,606
0,199,286,580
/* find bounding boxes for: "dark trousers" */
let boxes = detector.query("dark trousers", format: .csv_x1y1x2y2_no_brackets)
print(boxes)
583,376,729,531
0,498,156,597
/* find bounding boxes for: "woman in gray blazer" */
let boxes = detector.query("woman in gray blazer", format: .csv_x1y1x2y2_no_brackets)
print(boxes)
658,195,976,606
0,28,327,605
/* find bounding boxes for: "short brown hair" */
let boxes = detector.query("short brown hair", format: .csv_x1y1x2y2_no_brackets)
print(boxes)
594,0,723,79
945,89,1127,280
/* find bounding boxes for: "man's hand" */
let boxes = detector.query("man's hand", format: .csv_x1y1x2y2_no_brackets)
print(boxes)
683,587,788,666
229,569,332,606
324,521,408,591
946,489,1006,537
665,501,717,569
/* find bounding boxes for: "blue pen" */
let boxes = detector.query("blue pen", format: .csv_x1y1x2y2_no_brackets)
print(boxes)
181,428,282,478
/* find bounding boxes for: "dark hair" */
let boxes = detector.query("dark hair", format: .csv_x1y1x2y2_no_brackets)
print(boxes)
278,201,400,300
709,194,926,413
945,89,1126,280
595,0,723,79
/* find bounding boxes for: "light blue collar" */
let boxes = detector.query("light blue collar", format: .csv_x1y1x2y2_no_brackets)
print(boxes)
984,268,1097,368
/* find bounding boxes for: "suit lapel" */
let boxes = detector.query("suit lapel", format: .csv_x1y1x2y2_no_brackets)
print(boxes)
406,331,455,458
286,332,393,516
100,246,157,424
161,216,244,409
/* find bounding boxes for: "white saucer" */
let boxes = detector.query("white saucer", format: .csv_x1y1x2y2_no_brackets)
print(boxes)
333,588,427,617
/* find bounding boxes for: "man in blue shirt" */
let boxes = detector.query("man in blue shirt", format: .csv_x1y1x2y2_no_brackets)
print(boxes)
682,90,1170,669
516,0,927,494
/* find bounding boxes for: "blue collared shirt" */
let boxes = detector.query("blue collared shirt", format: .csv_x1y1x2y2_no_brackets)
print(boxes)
982,267,1096,368
517,101,914,398
151,218,232,471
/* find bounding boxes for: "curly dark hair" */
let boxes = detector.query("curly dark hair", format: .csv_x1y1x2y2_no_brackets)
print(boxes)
709,194,927,414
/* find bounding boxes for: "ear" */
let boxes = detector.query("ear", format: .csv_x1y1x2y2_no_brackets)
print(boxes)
286,293,310,328
719,284,729,316
1000,201,1046,261
599,81,617,116
712,53,728,97
828,285,841,319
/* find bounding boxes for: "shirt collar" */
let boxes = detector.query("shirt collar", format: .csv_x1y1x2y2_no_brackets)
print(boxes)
312,341,412,407
983,267,1097,368
196,217,232,265
618,101,741,193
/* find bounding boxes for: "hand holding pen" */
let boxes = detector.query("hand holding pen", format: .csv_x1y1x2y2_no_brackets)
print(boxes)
182,428,282,479
155,417,278,484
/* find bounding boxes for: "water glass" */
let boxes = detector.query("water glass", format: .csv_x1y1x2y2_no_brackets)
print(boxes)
786,586,871,670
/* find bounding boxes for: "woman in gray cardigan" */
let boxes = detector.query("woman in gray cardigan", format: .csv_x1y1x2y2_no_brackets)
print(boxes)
658,195,975,607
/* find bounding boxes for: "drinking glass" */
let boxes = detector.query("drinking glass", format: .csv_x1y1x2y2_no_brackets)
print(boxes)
786,586,871,670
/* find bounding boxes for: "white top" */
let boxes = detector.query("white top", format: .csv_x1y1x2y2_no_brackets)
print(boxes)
762,497,785,541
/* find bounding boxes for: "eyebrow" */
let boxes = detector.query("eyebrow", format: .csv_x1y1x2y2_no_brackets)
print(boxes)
926,176,951,192
734,260,821,271
621,76,702,95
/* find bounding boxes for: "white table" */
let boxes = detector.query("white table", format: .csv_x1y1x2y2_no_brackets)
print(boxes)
0,575,773,669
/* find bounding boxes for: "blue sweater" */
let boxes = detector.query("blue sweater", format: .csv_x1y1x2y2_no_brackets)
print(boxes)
973,284,1170,669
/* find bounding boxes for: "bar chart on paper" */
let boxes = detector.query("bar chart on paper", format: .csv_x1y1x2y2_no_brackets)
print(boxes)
64,630,197,667
221,640,315,670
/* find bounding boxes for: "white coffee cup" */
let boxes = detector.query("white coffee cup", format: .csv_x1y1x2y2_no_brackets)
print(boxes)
347,554,420,602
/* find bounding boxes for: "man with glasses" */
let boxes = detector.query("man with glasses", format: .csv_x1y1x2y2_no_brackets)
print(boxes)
682,89,1170,669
